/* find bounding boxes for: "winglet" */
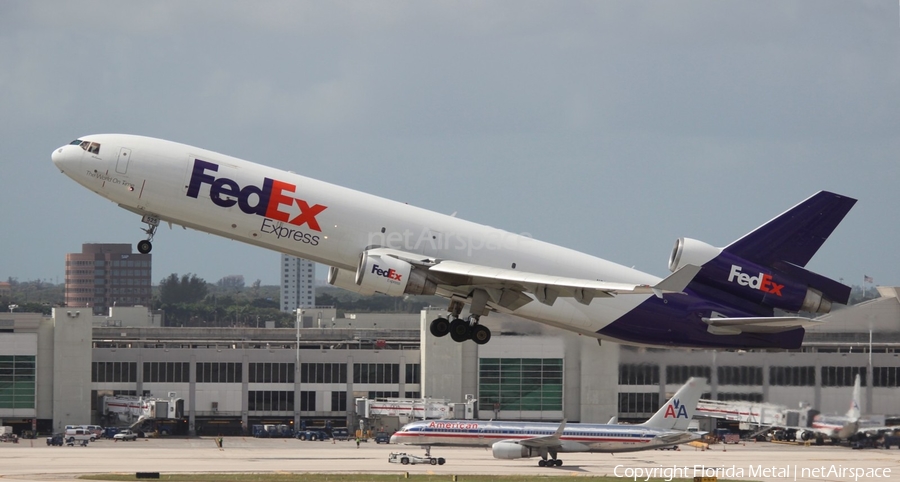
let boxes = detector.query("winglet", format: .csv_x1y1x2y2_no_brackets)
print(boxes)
652,264,701,298
552,419,567,440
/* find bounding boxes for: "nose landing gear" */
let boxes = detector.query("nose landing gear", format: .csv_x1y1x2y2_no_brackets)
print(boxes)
137,215,160,254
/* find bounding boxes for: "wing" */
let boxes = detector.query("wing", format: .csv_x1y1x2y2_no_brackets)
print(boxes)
703,315,824,335
656,431,699,445
367,247,700,310
515,420,567,449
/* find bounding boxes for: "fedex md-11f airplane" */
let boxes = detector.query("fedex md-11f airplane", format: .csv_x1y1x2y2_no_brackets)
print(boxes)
52,135,856,349
390,377,707,467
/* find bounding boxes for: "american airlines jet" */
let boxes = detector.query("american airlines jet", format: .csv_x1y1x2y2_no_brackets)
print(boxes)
390,377,707,467
52,134,855,349
789,374,892,444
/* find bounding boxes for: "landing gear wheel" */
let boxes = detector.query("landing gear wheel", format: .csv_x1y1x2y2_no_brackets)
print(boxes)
471,325,491,345
449,318,469,342
430,317,450,337
555,460,563,467
538,460,547,467
137,240,152,254
438,458,446,465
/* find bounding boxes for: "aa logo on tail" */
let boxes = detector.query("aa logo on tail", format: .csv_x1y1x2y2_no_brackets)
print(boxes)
664,399,689,418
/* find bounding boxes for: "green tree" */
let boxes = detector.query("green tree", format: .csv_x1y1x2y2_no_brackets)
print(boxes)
158,273,208,305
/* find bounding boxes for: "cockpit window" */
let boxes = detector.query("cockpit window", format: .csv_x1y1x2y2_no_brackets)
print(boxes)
69,139,83,145
78,141,101,155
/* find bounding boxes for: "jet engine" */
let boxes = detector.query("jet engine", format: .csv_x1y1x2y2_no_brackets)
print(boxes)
327,267,376,296
491,441,533,460
353,250,437,297
668,238,840,314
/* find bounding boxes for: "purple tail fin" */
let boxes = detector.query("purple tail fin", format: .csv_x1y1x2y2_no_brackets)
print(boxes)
722,191,856,305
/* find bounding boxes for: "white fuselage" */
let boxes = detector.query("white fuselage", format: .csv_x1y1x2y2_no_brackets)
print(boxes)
52,134,657,338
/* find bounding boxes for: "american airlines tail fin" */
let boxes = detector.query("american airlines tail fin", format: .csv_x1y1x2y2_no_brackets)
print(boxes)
640,377,707,431
846,374,861,422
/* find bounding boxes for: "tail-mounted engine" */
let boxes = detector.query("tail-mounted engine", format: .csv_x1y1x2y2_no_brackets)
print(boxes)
327,250,437,297
669,238,844,314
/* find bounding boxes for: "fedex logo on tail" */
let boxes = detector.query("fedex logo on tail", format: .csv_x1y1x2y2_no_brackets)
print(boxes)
728,265,783,296
372,264,403,282
664,399,689,419
187,160,327,231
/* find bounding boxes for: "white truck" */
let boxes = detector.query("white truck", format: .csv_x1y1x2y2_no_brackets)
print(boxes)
388,452,446,466
64,428,95,445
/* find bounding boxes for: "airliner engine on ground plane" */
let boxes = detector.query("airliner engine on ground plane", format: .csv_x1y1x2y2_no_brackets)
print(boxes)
53,134,856,349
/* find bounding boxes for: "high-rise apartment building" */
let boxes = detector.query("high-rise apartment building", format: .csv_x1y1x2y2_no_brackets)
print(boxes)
280,255,315,313
65,244,152,314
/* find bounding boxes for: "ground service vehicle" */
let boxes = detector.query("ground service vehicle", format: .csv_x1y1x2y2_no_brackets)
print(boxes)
388,452,445,465
46,433,65,446
374,431,390,444
65,428,95,444
296,429,328,441
114,430,138,441
332,428,349,441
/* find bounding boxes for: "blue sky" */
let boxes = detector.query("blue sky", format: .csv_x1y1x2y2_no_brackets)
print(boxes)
2,1,898,287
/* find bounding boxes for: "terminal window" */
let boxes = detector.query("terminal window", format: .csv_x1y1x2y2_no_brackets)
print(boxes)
619,364,659,385
618,392,660,414
666,365,711,384
300,363,346,384
0,355,35,409
478,358,563,411
92,362,138,383
821,366,866,386
353,363,400,384
769,366,815,386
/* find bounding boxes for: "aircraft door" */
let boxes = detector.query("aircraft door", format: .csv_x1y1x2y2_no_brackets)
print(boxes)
116,147,132,174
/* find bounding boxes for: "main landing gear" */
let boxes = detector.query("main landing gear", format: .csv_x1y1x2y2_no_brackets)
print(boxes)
137,215,160,254
538,447,563,467
429,296,492,345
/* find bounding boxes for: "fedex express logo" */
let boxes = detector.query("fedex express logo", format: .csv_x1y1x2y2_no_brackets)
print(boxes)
727,265,783,296
187,159,327,233
372,264,402,282
664,399,689,419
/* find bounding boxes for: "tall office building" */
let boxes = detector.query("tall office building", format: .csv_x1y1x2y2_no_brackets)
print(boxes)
280,255,316,313
65,244,152,315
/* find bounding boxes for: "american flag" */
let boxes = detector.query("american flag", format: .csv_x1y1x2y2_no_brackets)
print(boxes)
864,275,874,284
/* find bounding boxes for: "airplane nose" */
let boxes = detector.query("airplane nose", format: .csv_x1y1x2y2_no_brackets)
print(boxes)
52,145,80,172
51,147,63,167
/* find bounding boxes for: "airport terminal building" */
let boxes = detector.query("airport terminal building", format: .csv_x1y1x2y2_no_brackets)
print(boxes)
1,288,899,436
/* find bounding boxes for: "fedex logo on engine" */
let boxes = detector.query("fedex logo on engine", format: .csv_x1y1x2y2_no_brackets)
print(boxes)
186,159,326,231
372,264,402,282
728,265,783,296
664,399,689,419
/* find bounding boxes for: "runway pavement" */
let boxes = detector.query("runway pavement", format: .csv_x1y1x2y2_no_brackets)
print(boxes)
1,437,898,481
